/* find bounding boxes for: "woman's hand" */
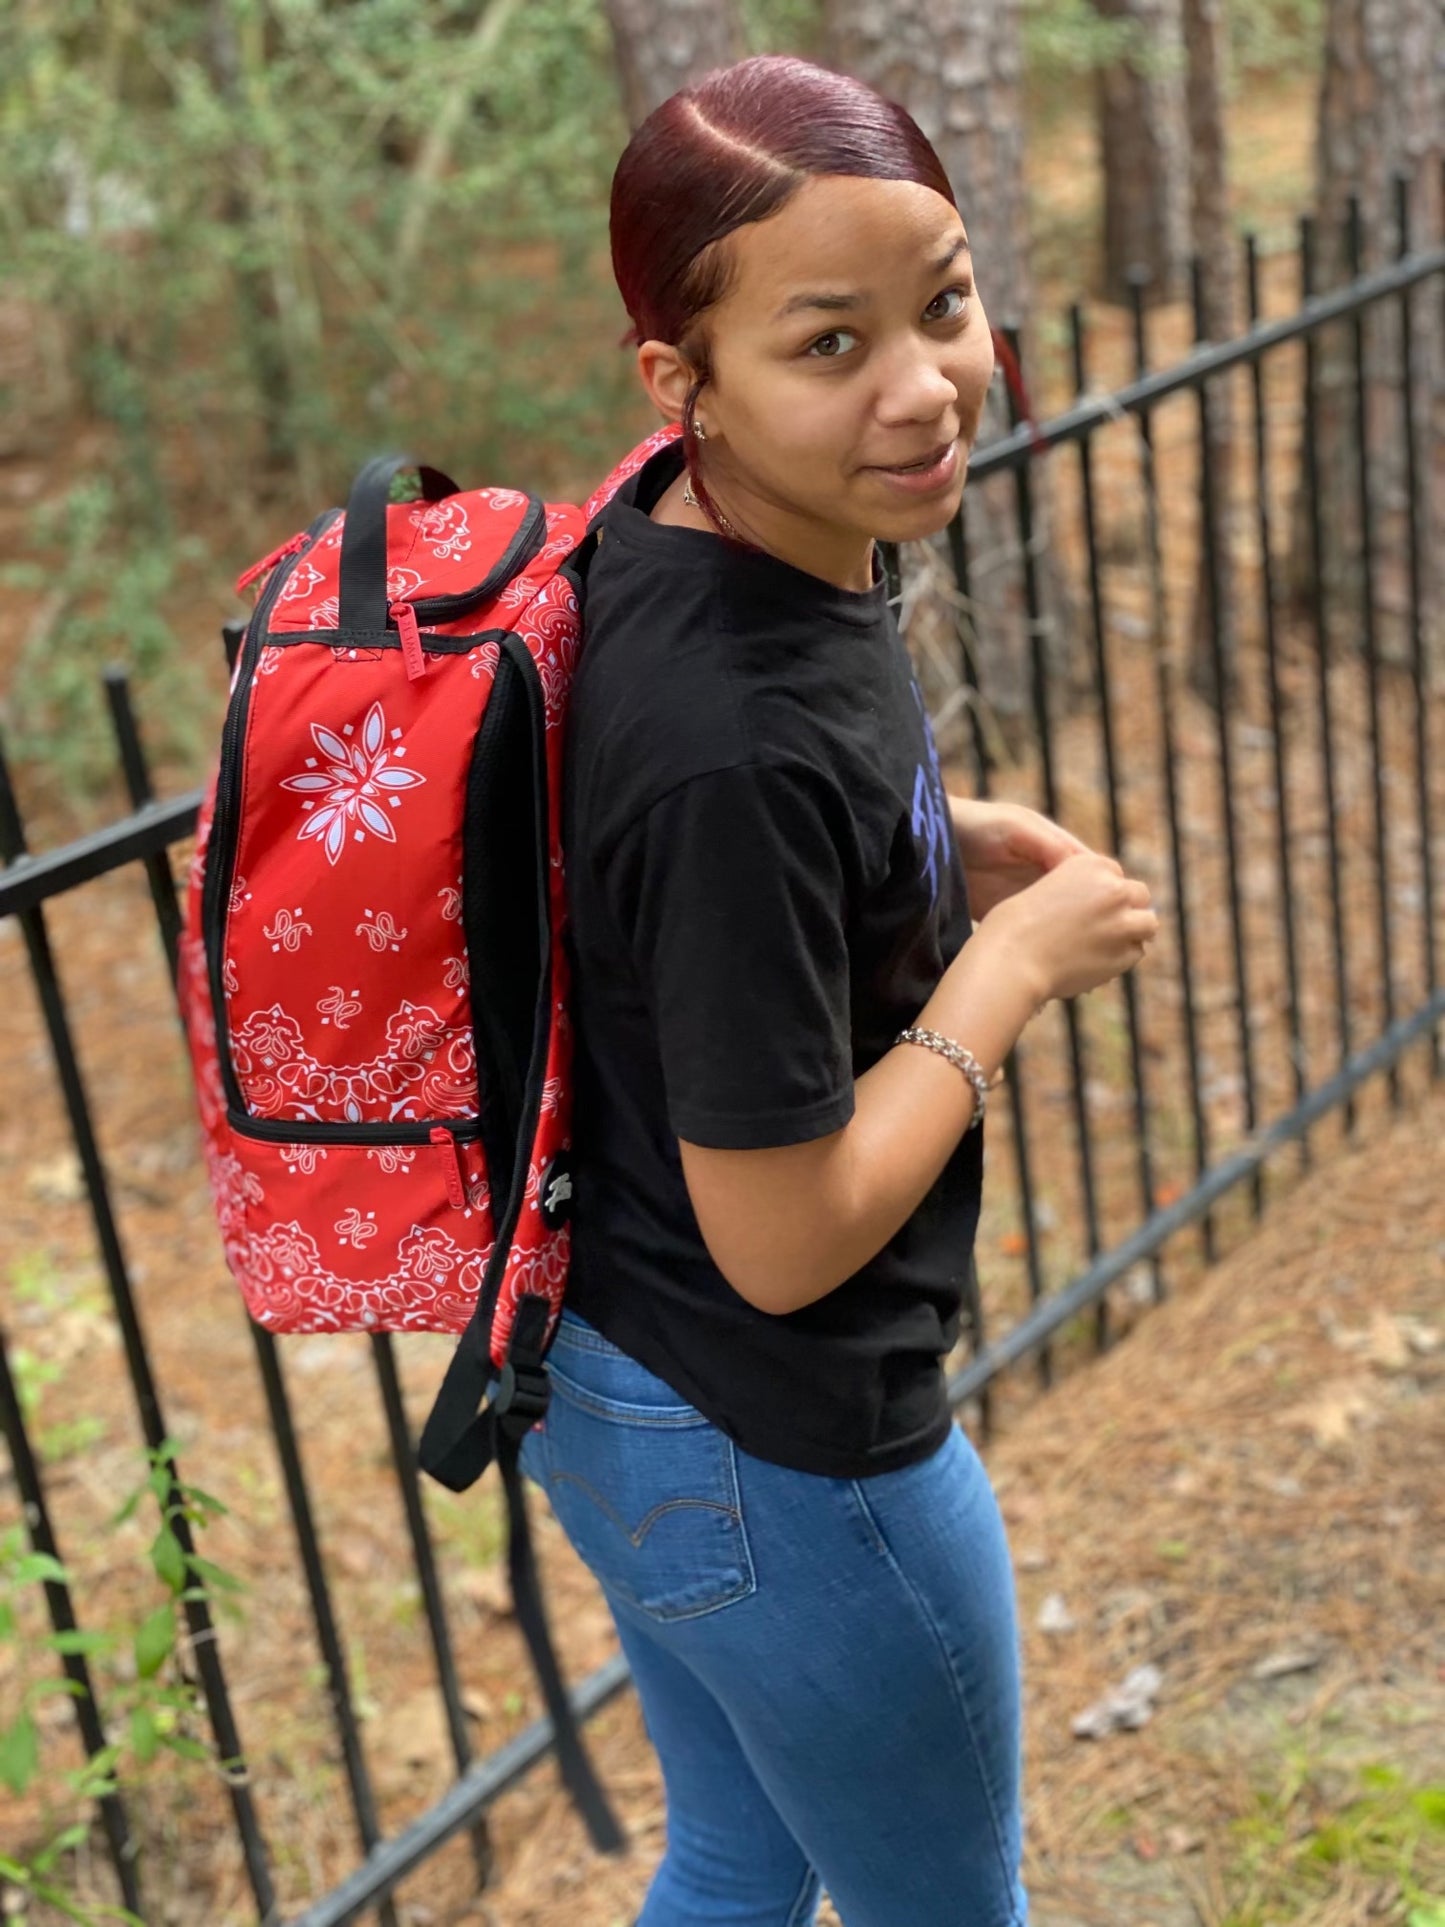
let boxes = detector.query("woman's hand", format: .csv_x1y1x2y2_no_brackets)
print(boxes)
948,795,1091,921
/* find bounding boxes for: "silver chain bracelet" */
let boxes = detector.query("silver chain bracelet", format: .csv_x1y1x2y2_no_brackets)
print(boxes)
895,1025,994,1130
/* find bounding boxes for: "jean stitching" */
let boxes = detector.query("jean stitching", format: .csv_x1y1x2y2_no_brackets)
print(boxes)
551,1327,628,1359
785,1863,822,1927
546,1440,758,1623
548,1471,740,1548
850,1476,1020,1908
546,1369,705,1427
846,1479,889,1559
721,1440,755,1589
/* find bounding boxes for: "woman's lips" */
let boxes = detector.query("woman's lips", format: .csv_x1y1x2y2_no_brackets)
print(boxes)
867,439,961,495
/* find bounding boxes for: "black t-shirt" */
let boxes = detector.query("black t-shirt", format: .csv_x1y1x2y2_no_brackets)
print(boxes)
560,439,984,1478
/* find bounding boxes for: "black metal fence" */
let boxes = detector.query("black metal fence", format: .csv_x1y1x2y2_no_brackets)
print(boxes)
2,179,1442,1925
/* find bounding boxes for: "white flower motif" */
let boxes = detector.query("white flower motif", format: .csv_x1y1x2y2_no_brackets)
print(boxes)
280,701,426,867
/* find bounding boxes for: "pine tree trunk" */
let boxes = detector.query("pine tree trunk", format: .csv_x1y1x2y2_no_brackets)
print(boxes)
1180,0,1241,709
1094,0,1191,304
202,0,297,485
601,0,747,127
824,0,1081,764
1297,0,1445,671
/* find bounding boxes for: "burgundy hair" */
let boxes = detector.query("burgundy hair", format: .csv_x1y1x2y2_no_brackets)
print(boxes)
608,56,965,542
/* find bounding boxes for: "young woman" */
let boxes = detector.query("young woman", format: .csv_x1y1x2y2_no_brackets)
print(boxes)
517,53,1158,1927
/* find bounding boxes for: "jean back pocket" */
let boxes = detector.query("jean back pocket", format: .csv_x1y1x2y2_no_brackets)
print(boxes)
540,1321,756,1623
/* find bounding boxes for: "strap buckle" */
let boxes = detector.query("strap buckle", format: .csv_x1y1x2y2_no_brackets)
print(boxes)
491,1358,549,1439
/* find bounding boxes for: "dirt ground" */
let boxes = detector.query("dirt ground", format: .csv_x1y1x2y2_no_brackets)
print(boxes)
458,1076,1445,1927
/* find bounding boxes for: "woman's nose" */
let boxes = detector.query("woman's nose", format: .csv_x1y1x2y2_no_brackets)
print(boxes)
875,346,959,426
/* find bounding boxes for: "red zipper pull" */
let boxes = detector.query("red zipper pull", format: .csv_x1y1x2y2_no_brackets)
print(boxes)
430,1127,467,1208
390,600,426,680
234,531,307,598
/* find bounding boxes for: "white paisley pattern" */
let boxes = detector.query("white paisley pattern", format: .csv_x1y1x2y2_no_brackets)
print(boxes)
241,1218,493,1330
413,499,472,561
231,999,476,1121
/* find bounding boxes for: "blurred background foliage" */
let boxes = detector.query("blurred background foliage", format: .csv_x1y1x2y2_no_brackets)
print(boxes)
0,0,1323,793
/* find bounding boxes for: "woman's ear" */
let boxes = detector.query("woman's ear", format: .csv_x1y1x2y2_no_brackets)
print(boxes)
635,339,697,425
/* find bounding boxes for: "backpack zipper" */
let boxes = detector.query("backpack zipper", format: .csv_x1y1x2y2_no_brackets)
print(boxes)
234,530,309,598
227,1110,484,1149
201,506,342,1116
404,495,548,625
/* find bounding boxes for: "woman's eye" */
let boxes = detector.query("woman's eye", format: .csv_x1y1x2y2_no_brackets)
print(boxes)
925,286,972,322
805,329,859,359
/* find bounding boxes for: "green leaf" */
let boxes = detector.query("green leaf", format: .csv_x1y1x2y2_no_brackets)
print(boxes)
161,1733,212,1763
28,1677,86,1705
150,1526,186,1592
1411,1789,1445,1830
46,1627,115,1658
181,1485,229,1519
0,1713,40,1794
13,1551,70,1587
29,1821,90,1874
71,1743,121,1800
185,1553,245,1594
134,1605,175,1679
130,1705,159,1765
28,1872,145,1927
0,1601,15,1640
109,1487,144,1528
1406,1903,1445,1927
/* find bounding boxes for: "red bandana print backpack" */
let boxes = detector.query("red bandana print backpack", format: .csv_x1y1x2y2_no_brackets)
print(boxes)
178,425,680,1852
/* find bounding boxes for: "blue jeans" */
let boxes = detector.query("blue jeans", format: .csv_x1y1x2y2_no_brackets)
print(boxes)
516,1305,1029,1926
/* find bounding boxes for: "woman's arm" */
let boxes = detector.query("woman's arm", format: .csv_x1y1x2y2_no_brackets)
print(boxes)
948,793,1088,919
679,849,1155,1317
678,909,1039,1316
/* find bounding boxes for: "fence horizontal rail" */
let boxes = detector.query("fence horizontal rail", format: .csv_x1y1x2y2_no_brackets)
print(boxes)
0,789,203,920
970,237,1445,477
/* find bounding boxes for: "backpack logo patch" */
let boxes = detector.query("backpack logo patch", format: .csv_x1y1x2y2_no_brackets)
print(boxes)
539,1155,572,1230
